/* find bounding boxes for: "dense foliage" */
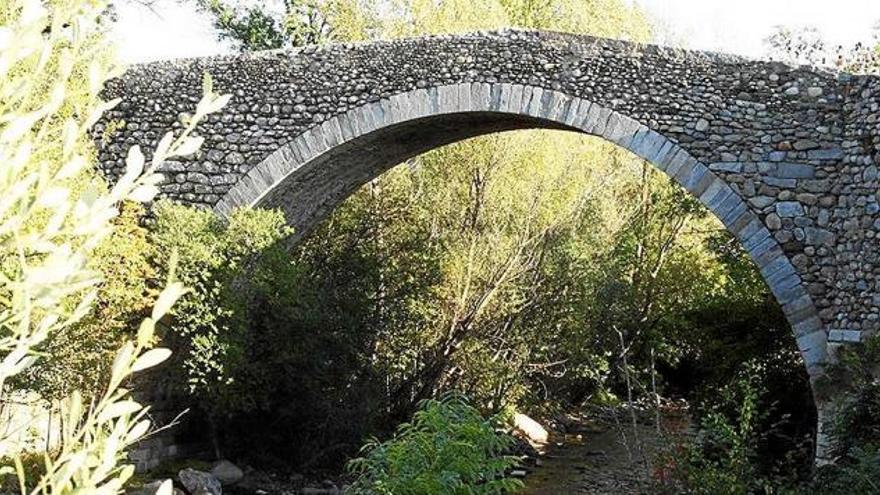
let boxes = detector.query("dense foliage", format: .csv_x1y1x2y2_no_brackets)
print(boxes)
653,363,805,494
194,0,652,50
347,395,522,495
17,202,157,401
788,334,880,494
148,202,291,442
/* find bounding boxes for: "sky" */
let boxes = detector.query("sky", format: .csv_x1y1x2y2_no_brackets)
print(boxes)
636,0,880,57
111,0,880,63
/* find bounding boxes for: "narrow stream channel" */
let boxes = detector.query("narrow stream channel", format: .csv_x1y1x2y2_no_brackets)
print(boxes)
519,408,690,494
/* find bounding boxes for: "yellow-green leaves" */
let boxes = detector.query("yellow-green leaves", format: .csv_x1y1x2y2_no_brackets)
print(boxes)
96,400,143,424
152,281,189,322
131,349,173,373
0,0,230,492
355,0,653,42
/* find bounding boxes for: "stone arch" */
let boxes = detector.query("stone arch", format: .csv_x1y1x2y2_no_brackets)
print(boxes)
215,82,828,381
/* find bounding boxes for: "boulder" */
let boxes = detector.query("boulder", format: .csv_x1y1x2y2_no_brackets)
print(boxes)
210,460,244,486
513,413,549,444
178,468,222,495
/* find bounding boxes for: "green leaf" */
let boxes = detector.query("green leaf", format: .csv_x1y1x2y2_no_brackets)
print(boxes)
57,153,87,180
67,390,83,429
152,132,174,167
202,72,214,96
109,341,135,386
97,400,142,423
129,184,159,203
206,93,232,114
126,145,145,177
174,136,204,157
126,419,152,444
131,348,172,373
151,281,188,320
137,318,155,347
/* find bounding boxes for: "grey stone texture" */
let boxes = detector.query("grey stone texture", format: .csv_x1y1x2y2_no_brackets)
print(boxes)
178,469,222,495
95,29,880,383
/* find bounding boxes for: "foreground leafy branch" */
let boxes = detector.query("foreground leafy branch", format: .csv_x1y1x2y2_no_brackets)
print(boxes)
0,0,228,492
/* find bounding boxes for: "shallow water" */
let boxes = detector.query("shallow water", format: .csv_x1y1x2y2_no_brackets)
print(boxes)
519,410,690,495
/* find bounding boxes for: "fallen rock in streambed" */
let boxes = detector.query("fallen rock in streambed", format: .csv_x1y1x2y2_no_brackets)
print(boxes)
513,413,549,445
179,468,222,495
211,460,244,486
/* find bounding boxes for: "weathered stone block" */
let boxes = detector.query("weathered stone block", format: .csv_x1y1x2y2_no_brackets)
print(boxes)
709,162,742,173
804,226,836,246
775,163,815,179
776,201,805,217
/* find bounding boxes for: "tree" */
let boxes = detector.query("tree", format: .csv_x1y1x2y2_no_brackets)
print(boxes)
193,0,377,50
196,0,652,51
15,202,157,401
149,201,291,456
765,24,880,73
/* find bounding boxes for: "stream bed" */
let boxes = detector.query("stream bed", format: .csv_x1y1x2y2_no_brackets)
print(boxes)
518,407,691,494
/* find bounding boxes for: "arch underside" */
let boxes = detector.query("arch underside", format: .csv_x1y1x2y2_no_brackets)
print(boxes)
258,112,573,235
215,82,828,381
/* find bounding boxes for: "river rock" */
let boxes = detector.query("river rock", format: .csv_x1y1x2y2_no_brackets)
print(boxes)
513,413,549,444
179,468,222,495
211,460,244,485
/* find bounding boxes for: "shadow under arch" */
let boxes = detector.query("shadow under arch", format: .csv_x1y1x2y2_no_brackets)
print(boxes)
214,81,830,452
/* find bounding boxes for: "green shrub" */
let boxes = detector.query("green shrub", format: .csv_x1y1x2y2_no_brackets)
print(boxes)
816,334,880,456
810,445,880,494
347,395,523,495
150,202,291,416
16,202,157,401
804,335,880,493
652,363,790,495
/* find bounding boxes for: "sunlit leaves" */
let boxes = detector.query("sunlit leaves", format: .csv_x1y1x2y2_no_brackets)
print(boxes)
148,202,291,414
0,0,229,491
347,395,523,494
131,348,173,373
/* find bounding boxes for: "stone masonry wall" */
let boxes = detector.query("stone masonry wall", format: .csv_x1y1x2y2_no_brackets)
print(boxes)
95,29,880,354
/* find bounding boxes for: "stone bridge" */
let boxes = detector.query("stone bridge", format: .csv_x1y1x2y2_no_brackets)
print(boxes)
95,30,880,460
